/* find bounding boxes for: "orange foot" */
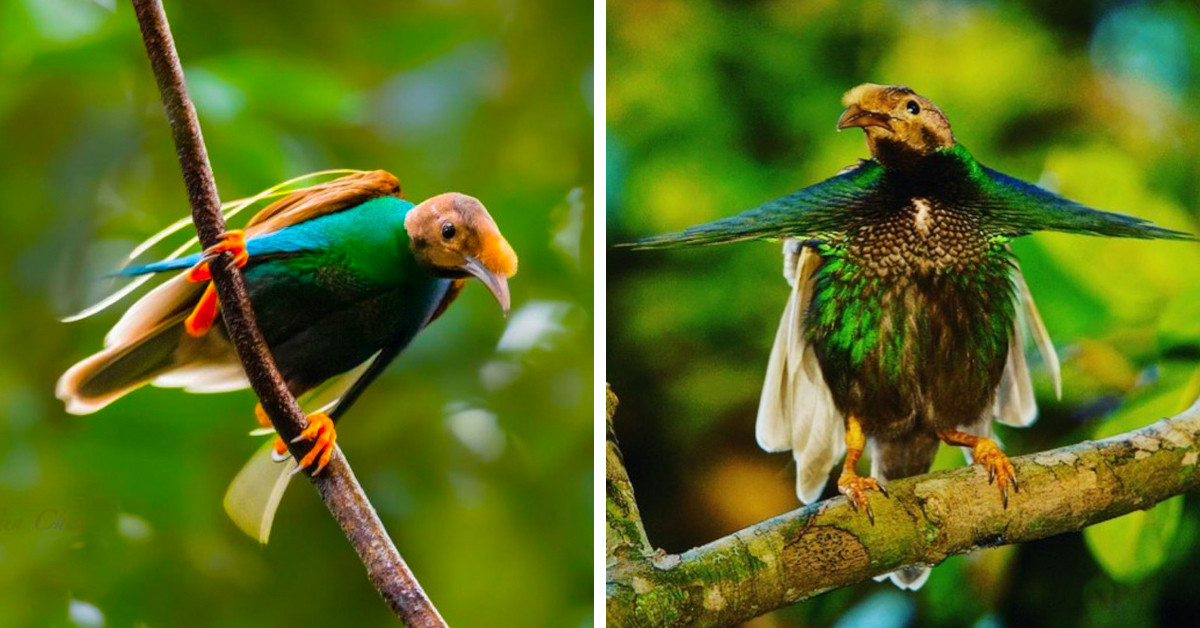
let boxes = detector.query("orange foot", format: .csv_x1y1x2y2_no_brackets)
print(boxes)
256,405,336,472
253,404,291,460
183,230,248,337
254,403,271,428
838,471,888,524
973,439,1018,508
288,411,337,475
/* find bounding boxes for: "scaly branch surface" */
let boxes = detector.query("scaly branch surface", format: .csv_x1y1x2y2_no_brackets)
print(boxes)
605,385,1200,627
129,1,445,624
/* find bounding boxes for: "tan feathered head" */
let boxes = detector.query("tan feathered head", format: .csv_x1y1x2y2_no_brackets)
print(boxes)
405,193,518,314
837,84,955,167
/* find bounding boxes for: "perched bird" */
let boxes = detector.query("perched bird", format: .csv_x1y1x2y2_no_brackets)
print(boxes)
633,84,1190,589
57,170,517,540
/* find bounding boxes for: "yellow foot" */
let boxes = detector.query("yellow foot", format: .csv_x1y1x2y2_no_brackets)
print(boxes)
973,439,1018,508
838,472,888,524
182,230,248,337
290,411,337,475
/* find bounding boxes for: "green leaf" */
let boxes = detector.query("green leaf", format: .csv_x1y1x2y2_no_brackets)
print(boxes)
1157,289,1200,353
1082,363,1197,582
1084,494,1183,583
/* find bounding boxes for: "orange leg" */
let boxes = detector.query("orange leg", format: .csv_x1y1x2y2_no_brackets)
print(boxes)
256,403,337,466
254,403,271,428
937,429,1018,507
182,230,248,337
837,415,887,524
290,411,337,475
254,404,291,458
184,283,221,337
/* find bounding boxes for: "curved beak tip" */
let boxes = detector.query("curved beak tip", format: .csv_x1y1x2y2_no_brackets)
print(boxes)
837,106,891,132
461,255,511,316
496,282,511,317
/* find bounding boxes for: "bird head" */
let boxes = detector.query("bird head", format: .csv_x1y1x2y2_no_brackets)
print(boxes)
837,84,955,167
405,193,518,314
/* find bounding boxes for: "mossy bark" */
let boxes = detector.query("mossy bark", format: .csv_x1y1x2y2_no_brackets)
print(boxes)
606,385,1200,627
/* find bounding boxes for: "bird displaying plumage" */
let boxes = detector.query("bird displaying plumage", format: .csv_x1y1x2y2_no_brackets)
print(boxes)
632,84,1191,589
57,170,518,541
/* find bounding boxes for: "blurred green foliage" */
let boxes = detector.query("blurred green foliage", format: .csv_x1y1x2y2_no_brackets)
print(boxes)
0,0,592,626
608,1,1200,627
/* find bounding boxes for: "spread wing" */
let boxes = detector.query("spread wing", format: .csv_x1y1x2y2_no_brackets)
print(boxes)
628,161,886,249
976,167,1192,240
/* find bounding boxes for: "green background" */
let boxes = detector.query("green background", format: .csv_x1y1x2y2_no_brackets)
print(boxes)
0,0,593,626
608,0,1200,627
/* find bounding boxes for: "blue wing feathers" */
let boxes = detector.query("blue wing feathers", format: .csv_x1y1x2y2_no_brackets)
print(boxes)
114,229,323,277
115,254,203,277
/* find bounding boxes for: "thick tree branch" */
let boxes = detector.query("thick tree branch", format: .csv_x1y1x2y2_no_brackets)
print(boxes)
129,2,445,624
607,384,652,563
606,385,1200,627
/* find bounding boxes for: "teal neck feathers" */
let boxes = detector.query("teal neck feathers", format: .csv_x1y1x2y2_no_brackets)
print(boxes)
248,196,427,287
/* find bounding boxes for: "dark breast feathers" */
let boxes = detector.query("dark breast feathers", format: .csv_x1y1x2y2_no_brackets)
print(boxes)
805,196,1017,440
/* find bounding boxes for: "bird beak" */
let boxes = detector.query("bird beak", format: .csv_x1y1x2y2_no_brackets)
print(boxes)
461,255,511,315
837,105,892,131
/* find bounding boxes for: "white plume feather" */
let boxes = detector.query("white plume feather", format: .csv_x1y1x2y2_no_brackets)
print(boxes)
756,240,845,504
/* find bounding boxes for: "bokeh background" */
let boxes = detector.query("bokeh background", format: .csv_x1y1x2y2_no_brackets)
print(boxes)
0,0,592,626
608,1,1200,627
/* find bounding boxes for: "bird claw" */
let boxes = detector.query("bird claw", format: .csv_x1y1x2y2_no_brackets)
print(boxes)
270,436,289,461
973,439,1017,508
838,472,886,525
290,411,337,475
182,230,249,337
252,404,290,459
186,230,248,282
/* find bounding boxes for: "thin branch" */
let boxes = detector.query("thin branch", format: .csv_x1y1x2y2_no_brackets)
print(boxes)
605,385,1200,627
128,2,445,624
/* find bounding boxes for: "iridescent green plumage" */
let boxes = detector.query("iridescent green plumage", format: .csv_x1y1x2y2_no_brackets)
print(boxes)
632,84,1192,590
57,170,519,542
632,145,1188,249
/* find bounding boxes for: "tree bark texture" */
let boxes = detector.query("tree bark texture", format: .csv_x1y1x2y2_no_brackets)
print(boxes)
606,385,1200,627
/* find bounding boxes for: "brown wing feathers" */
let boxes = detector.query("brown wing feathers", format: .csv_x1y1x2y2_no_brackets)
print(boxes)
245,170,401,235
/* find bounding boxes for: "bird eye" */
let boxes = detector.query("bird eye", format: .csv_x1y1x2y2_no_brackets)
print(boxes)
906,100,921,115
441,222,456,240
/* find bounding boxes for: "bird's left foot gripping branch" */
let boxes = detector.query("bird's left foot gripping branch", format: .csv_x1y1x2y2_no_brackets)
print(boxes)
57,169,518,542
